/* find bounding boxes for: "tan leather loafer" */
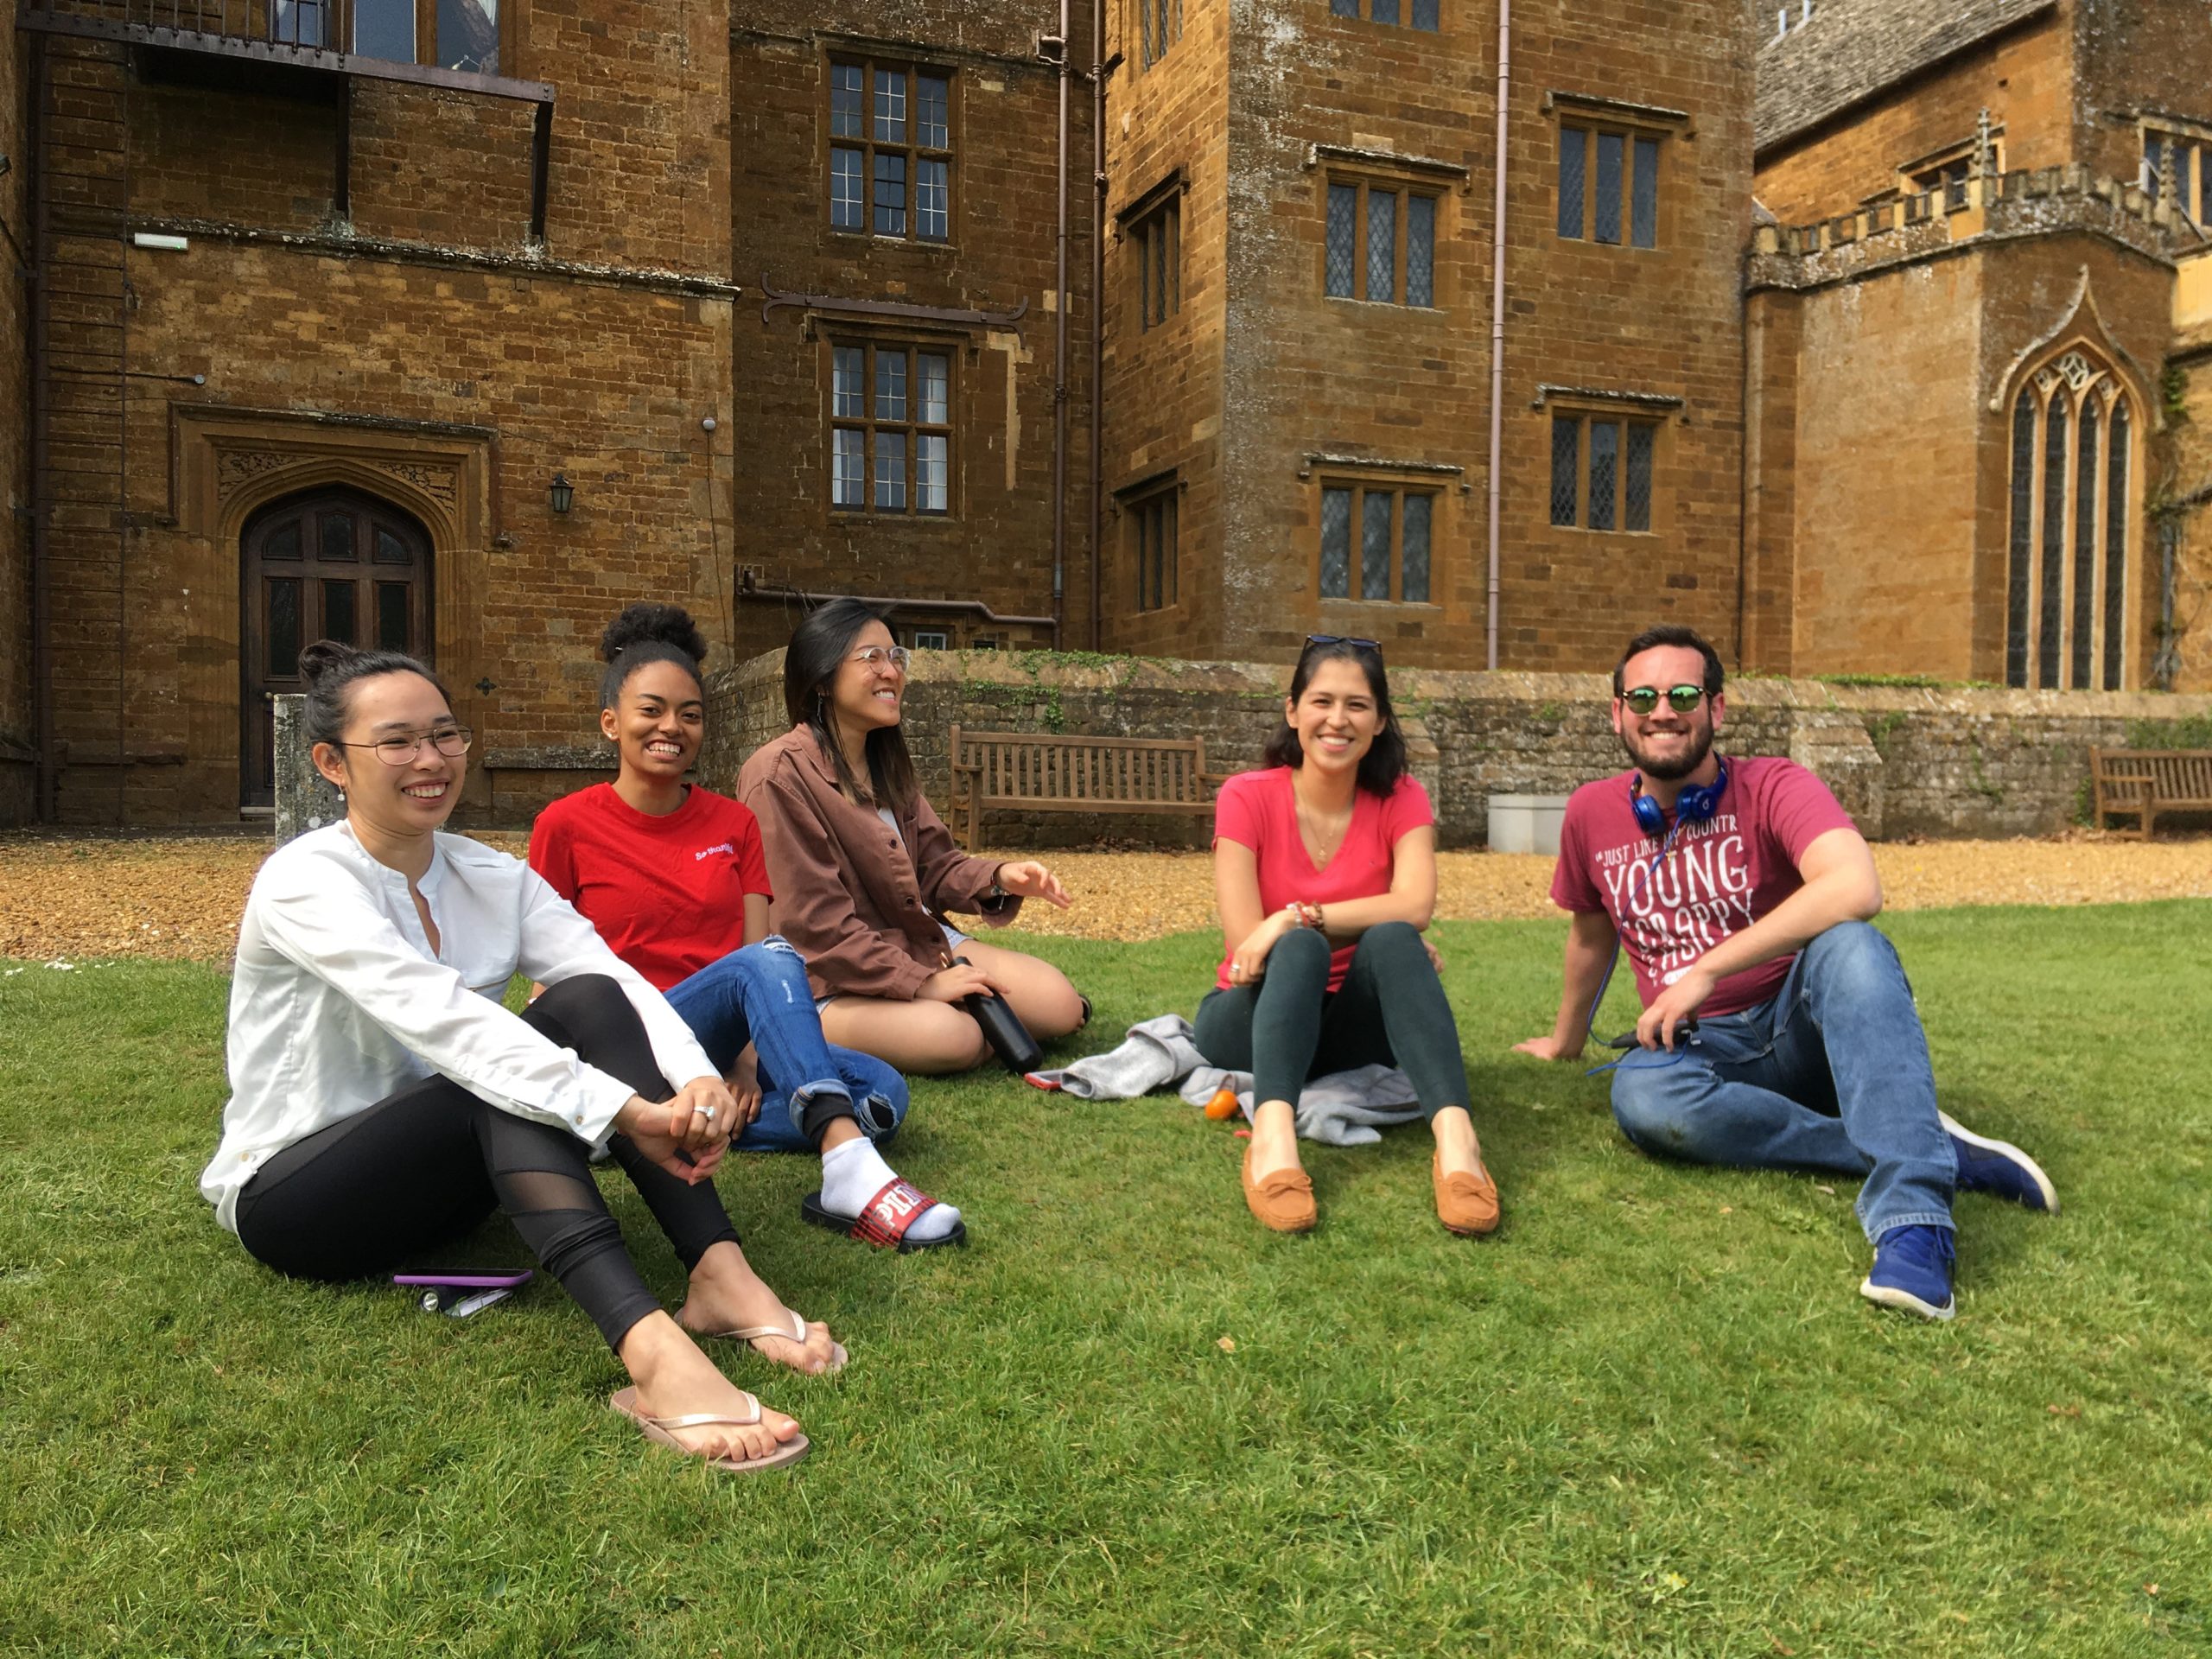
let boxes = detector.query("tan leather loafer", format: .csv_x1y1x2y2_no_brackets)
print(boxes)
1243,1140,1318,1233
1433,1147,1501,1236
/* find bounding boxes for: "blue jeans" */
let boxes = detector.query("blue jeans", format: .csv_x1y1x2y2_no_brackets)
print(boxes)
662,938,908,1154
1607,921,1955,1243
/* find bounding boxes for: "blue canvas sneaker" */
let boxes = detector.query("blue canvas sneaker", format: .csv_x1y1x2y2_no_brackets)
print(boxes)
1860,1224,1956,1321
1940,1111,2060,1214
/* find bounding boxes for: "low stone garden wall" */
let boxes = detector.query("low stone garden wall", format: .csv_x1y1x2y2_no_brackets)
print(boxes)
700,650,2212,849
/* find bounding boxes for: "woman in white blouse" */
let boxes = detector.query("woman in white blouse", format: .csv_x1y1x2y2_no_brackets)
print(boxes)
203,640,829,1475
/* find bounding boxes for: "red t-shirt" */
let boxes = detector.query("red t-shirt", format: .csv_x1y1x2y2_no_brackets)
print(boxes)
1549,755,1857,1017
528,783,772,991
1212,766,1433,993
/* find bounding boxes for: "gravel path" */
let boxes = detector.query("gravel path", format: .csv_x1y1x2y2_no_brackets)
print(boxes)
3,831,2206,962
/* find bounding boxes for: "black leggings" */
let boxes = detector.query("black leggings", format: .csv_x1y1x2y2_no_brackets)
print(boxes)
233,975,741,1351
1192,922,1471,1117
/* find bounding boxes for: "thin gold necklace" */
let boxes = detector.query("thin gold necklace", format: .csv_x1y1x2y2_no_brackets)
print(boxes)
1292,773,1353,866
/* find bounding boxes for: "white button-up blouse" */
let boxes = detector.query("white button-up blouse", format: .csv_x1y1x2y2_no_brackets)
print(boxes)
200,822,717,1233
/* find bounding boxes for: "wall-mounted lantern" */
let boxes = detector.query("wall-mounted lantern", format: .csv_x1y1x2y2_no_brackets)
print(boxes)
548,472,575,515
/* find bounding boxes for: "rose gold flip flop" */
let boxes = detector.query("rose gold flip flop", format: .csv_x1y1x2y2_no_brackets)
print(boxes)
690,1306,849,1374
608,1385,810,1474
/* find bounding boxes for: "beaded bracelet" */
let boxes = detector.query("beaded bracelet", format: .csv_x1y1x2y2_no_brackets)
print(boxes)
1282,900,1325,931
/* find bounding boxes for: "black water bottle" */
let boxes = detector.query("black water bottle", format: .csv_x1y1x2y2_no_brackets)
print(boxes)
955,954,1044,1074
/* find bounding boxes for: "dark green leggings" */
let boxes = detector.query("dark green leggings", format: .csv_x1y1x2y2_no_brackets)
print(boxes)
1192,921,1471,1117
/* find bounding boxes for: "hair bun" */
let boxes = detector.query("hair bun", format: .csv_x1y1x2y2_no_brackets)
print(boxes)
297,639,365,688
600,602,709,667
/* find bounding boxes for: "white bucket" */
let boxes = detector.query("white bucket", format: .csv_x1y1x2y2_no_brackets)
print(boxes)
1486,793,1570,855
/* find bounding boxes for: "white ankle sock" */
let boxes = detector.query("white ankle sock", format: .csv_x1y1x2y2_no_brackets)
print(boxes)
820,1135,962,1243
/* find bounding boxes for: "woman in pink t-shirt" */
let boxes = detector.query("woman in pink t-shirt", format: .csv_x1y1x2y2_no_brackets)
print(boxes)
1196,637,1498,1237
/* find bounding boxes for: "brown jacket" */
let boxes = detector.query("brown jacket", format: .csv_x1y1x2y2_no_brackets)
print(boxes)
737,724,1020,1001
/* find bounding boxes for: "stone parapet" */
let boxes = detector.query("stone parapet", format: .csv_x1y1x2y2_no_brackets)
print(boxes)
1748,168,2180,295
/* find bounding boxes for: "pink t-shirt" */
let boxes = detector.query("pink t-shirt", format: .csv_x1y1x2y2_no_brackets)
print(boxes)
1550,755,1857,1018
1213,766,1433,993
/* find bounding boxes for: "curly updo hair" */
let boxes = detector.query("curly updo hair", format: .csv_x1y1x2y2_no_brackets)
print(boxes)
599,602,710,710
297,639,453,750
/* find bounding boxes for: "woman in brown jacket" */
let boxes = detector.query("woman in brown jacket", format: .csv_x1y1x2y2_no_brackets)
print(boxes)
738,600,1089,1075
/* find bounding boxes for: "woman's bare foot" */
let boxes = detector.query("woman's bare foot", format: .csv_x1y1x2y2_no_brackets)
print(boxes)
618,1313,802,1465
1432,1106,1489,1180
675,1241,842,1375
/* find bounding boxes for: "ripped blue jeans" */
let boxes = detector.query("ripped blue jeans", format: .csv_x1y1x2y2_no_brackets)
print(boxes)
662,938,908,1154
1606,921,1956,1243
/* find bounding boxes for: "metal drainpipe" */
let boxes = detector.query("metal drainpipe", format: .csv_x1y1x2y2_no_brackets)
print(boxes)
1090,2,1107,650
28,36,55,820
1050,0,1071,648
1484,0,1511,671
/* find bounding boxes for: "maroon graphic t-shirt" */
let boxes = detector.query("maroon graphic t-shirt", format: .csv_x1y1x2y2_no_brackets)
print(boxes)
1549,755,1857,1017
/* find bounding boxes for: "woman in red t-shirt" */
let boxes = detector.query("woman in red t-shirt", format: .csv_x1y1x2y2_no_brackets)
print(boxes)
531,605,965,1262
1195,637,1498,1237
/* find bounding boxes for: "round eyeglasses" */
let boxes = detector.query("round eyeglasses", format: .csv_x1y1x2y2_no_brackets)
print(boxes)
850,645,913,672
340,725,474,766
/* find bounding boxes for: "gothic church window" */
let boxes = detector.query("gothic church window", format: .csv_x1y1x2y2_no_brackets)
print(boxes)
830,342,954,516
830,60,954,243
2004,351,2132,689
1558,124,1660,248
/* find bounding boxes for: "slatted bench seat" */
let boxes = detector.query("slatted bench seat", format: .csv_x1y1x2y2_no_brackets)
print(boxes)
2090,747,2212,839
947,725,1228,851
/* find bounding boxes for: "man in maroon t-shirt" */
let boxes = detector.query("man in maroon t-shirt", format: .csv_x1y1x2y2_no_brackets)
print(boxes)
1516,626,2058,1321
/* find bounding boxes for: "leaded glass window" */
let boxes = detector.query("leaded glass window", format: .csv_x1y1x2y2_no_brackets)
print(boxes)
1593,134,1624,247
1135,190,1181,329
1588,421,1619,531
830,59,953,242
1407,194,1435,307
2006,392,2033,687
1325,185,1358,298
1551,412,1659,531
1402,493,1432,602
1131,485,1179,611
1371,0,1400,23
2105,403,2131,689
2072,401,2100,690
1318,483,1439,601
830,342,953,517
1560,123,1662,246
1366,189,1397,303
1557,128,1586,238
1320,486,1353,597
1141,0,1183,66
1332,0,1432,27
1550,416,1580,526
1630,137,1659,248
1410,0,1439,28
2037,400,2068,688
1325,179,1440,308
1362,492,1394,599
1624,423,1655,531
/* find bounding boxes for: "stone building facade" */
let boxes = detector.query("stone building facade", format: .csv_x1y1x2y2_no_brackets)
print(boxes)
1746,0,2212,692
1101,0,1753,668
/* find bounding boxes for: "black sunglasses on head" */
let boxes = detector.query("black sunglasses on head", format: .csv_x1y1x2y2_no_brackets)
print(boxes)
1305,633,1382,654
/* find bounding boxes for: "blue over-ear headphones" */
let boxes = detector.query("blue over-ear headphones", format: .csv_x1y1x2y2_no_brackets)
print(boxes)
1630,756,1730,842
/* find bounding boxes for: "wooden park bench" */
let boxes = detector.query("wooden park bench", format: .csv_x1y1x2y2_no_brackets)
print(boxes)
2089,747,2212,839
947,725,1229,851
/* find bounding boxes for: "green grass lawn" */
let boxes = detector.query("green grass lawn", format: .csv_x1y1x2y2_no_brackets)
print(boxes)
3,904,2208,1656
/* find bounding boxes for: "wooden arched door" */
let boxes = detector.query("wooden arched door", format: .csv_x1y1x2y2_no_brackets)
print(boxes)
241,488,434,806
